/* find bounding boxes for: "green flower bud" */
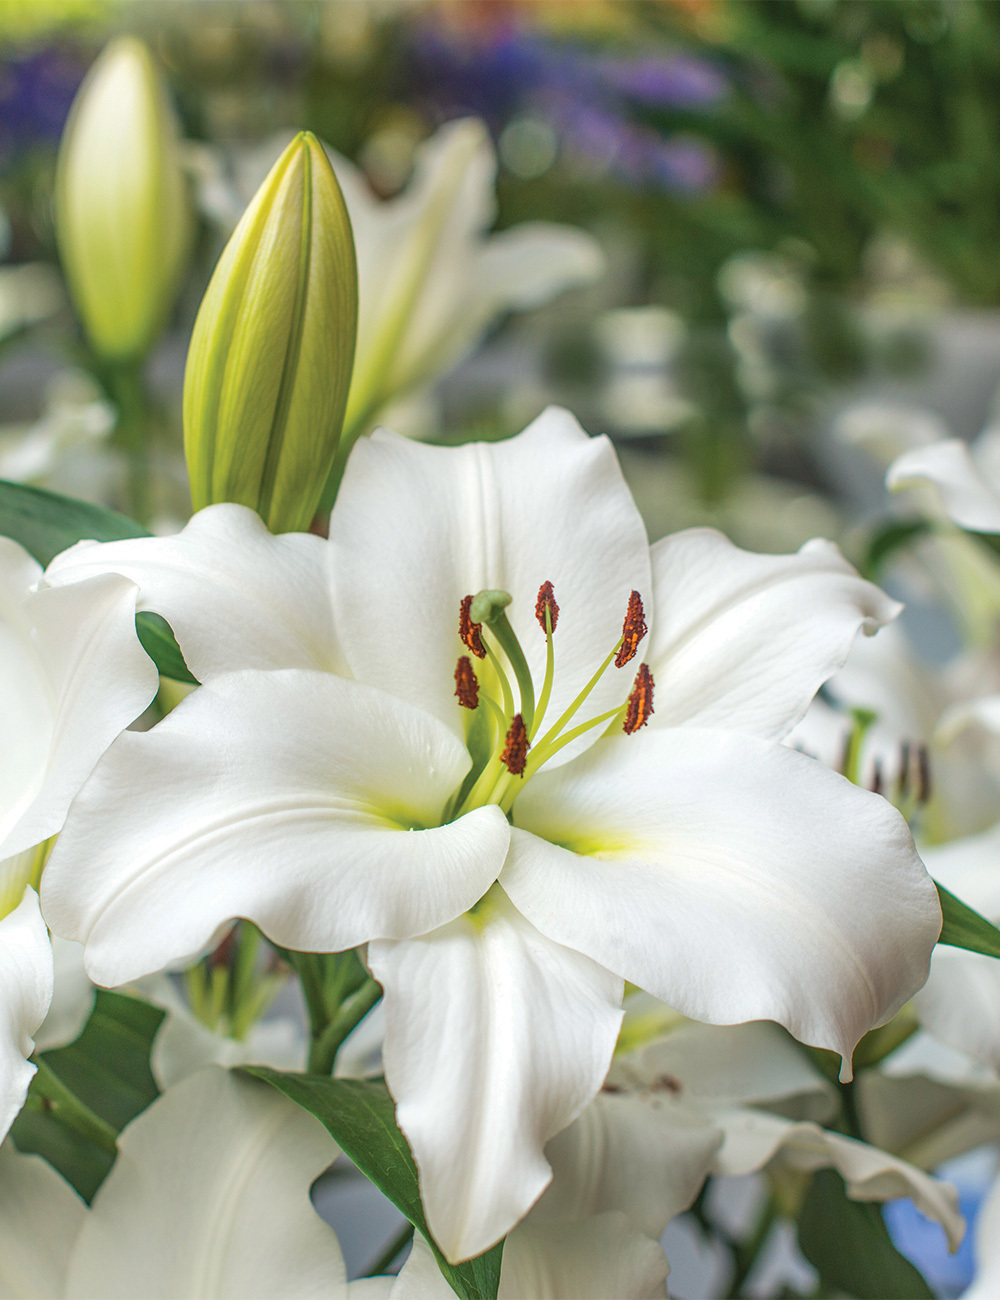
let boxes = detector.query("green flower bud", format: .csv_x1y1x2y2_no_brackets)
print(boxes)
183,132,357,534
55,37,192,363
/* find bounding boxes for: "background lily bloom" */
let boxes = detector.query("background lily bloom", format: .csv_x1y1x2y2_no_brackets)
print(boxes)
0,537,157,1139
42,409,941,1261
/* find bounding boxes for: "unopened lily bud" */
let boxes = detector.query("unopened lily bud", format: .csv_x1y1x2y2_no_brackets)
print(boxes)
183,131,357,533
55,37,192,362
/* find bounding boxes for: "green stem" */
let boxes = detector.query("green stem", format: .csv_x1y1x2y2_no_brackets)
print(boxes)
287,951,329,1038
106,360,152,525
307,978,383,1075
365,1221,415,1277
30,1058,118,1154
725,1194,778,1299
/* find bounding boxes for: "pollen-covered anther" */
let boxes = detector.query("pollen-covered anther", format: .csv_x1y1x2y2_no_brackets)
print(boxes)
623,663,654,734
454,656,479,709
916,743,933,806
501,713,530,776
615,590,647,668
535,580,560,633
458,594,486,659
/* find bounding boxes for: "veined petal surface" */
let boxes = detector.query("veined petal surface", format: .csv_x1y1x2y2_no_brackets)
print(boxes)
65,1067,347,1300
504,728,940,1070
43,671,509,985
0,1141,86,1299
45,503,345,681
368,890,623,1264
0,889,53,1142
888,438,1000,533
329,410,651,758
645,529,898,741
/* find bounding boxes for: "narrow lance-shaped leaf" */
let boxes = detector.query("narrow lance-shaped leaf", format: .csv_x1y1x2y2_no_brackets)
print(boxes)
244,1068,503,1300
936,881,1000,958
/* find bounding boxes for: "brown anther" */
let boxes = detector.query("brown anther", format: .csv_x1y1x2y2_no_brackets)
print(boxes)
623,664,654,734
500,713,529,776
535,580,560,633
615,590,647,668
454,656,480,709
869,757,883,797
897,740,912,801
459,595,486,659
916,743,932,806
653,1073,683,1095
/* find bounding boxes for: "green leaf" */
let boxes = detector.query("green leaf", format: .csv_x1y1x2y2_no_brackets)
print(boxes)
859,517,933,580
797,1169,933,1299
0,478,196,682
936,881,1000,957
244,1069,503,1300
11,990,165,1202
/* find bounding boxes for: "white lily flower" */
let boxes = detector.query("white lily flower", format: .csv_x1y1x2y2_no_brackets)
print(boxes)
544,1018,964,1251
335,120,603,443
42,409,940,1261
888,426,1000,534
0,537,157,1139
0,1066,363,1300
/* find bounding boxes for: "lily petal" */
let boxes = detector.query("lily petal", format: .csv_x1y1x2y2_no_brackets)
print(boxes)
0,888,53,1141
645,529,898,741
0,552,157,860
888,439,1000,533
45,503,345,681
330,410,651,758
65,1067,347,1299
538,1091,720,1240
711,1107,964,1251
0,1141,86,1298
368,890,623,1263
504,728,940,1070
43,671,509,985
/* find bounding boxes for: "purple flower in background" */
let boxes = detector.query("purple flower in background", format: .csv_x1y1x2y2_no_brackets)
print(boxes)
0,48,85,167
599,53,727,109
405,15,724,196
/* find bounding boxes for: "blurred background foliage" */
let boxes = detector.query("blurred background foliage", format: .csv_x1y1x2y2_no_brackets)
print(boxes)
1,0,999,541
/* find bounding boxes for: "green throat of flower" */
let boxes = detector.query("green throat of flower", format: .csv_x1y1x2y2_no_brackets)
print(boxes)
446,581,654,820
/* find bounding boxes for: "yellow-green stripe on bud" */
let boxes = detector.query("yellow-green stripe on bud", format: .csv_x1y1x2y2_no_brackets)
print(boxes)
55,37,191,363
183,132,357,534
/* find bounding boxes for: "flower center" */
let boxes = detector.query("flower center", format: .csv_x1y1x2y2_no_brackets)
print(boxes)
446,581,654,819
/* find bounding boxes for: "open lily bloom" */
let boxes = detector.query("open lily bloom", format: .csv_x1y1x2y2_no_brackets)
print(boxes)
42,408,941,1261
888,426,1000,534
0,537,157,1140
0,1066,370,1300
542,1018,963,1252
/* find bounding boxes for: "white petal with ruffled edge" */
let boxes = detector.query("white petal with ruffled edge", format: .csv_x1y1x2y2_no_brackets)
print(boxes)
888,438,1000,533
43,671,509,986
711,1107,964,1250
0,1141,86,1298
45,503,343,682
504,728,940,1073
645,529,898,741
0,888,53,1141
329,410,651,759
537,1090,720,1240
0,541,157,859
34,936,93,1053
368,890,623,1264
65,1067,347,1300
